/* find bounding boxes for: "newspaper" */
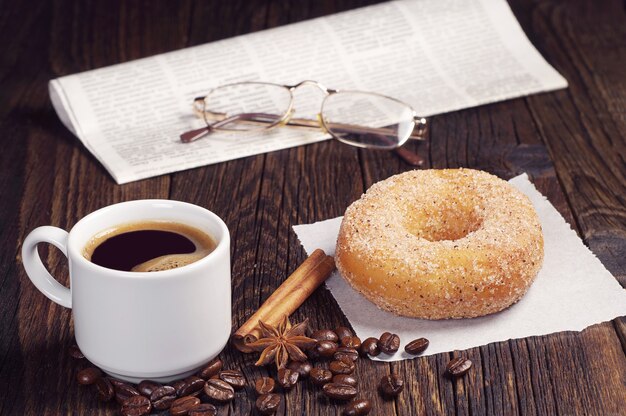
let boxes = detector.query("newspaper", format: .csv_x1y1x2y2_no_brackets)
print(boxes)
49,0,567,184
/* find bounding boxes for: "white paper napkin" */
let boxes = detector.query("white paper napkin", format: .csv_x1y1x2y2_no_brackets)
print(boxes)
293,174,626,361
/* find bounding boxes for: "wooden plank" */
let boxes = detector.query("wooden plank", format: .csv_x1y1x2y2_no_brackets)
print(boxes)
0,116,30,415
510,0,626,287
3,0,178,414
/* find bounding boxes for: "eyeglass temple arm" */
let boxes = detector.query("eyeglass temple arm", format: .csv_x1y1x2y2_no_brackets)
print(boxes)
180,113,268,143
183,110,427,140
281,115,427,140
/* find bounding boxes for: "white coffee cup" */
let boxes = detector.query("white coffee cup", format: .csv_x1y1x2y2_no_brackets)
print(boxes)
21,199,231,383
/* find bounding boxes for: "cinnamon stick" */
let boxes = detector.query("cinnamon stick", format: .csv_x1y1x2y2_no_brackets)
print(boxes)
232,249,336,352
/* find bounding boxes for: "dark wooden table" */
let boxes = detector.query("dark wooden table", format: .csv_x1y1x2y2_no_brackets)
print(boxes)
1,0,625,414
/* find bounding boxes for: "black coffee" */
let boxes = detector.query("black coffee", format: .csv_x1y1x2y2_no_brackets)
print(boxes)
84,221,216,272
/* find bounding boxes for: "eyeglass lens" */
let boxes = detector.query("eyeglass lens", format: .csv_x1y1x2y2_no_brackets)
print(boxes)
321,92,415,149
200,82,292,131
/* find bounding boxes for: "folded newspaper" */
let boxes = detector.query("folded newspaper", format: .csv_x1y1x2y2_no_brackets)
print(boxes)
50,0,567,184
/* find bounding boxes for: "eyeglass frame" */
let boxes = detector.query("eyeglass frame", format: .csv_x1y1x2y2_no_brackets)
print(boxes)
180,80,428,165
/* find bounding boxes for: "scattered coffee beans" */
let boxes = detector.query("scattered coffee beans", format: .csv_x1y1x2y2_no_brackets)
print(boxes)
76,367,102,385
219,369,246,389
322,383,358,400
335,326,353,341
120,395,151,416
204,379,235,402
170,396,201,416
404,338,429,355
310,329,339,343
334,347,359,362
315,340,338,358
69,345,85,359
341,336,362,349
446,357,472,377
330,359,355,375
310,367,333,385
287,360,312,378
343,398,372,416
95,377,114,402
115,383,140,405
379,374,404,397
150,386,177,410
378,332,400,354
137,380,161,397
360,337,380,357
256,393,281,415
69,325,431,415
332,374,358,387
255,377,276,395
178,376,205,397
199,358,223,380
277,367,299,389
188,403,218,416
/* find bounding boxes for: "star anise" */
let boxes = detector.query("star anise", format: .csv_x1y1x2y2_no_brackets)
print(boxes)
246,315,317,370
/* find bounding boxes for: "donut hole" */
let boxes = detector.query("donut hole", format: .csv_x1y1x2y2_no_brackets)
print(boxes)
402,199,483,242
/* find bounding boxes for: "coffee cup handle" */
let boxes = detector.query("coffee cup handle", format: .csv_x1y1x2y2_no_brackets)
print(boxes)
21,226,72,308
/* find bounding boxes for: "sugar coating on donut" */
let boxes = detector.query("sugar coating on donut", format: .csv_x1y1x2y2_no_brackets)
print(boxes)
335,168,544,319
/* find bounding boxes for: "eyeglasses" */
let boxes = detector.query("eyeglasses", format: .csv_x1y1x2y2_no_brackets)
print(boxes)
180,80,428,165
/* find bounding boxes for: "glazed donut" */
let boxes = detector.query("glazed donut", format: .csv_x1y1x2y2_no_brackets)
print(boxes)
335,169,544,319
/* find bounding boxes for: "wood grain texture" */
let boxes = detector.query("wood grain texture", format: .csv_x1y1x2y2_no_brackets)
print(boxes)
0,0,624,415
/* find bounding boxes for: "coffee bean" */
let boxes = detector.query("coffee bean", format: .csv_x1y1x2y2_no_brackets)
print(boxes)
115,383,140,405
332,374,358,387
121,395,151,416
199,358,223,380
311,329,339,343
188,403,218,416
315,340,338,358
95,377,114,402
343,398,372,416
277,368,299,389
334,347,359,362
287,360,312,378
379,374,404,397
204,379,235,402
322,383,358,400
150,386,176,410
256,393,281,415
335,326,353,340
404,337,429,355
68,345,84,359
178,376,205,397
446,357,472,377
219,369,246,389
360,337,380,357
76,367,102,385
341,336,362,349
137,380,161,397
170,395,201,416
378,332,400,354
330,359,355,375
109,378,127,388
172,380,186,395
310,367,333,385
255,377,275,395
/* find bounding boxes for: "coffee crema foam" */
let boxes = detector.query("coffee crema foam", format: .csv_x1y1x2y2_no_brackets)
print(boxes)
83,221,216,272
131,251,210,272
